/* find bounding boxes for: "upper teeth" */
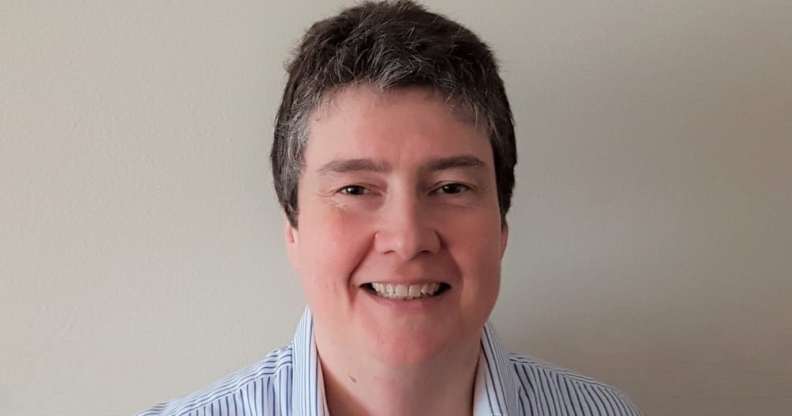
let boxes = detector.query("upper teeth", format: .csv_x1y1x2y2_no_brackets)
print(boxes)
370,282,442,300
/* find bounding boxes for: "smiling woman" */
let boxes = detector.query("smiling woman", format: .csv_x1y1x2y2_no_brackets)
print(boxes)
134,1,639,415
288,85,506,374
10,0,789,414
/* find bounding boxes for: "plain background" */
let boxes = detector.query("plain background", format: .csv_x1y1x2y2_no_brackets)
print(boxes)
2,1,791,415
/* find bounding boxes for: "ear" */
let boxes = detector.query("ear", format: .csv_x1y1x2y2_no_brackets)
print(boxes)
284,218,299,269
499,223,509,259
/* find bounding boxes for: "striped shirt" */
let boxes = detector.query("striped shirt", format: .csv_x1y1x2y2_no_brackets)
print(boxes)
138,308,640,416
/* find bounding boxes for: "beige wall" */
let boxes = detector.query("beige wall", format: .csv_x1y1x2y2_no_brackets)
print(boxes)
2,1,790,414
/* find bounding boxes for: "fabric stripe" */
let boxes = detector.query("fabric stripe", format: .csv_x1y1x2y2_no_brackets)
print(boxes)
136,308,640,416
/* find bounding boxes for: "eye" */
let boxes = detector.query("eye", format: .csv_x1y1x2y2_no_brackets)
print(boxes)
338,185,369,196
434,183,471,195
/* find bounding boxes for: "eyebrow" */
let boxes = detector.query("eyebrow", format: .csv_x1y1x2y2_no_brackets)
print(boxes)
317,158,390,175
316,155,486,175
423,155,485,172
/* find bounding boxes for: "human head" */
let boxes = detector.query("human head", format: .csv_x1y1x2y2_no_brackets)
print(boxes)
270,0,516,228
276,1,514,369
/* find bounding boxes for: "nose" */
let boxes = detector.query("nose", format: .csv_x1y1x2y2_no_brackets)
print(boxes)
374,193,441,260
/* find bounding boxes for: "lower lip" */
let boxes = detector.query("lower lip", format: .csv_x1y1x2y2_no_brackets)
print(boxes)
361,287,449,310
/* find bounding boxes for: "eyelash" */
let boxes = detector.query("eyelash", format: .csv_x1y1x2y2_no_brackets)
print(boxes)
338,185,370,196
433,183,471,195
336,183,472,197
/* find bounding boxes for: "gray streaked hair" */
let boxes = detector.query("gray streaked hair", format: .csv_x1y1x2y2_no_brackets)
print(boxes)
271,0,516,227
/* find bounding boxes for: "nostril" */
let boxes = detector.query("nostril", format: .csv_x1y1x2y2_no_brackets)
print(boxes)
373,227,442,259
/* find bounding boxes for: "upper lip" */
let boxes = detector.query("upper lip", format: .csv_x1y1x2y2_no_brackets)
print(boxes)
358,279,449,287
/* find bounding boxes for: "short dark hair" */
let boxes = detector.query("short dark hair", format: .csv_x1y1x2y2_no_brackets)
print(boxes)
271,0,516,227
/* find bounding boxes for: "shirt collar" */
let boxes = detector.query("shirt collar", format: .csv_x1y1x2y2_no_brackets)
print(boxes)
476,321,519,415
291,308,329,416
291,307,518,416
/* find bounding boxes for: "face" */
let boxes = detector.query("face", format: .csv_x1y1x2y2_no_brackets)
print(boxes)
285,85,508,366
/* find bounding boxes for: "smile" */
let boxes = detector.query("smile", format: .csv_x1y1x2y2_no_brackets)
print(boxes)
361,282,450,300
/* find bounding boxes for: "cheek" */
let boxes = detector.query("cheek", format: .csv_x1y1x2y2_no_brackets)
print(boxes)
463,237,503,292
296,208,373,291
445,212,504,303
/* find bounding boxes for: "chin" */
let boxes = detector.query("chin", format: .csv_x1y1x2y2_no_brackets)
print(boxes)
369,339,446,367
362,324,474,368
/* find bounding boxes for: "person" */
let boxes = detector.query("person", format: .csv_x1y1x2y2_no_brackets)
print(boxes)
139,1,640,415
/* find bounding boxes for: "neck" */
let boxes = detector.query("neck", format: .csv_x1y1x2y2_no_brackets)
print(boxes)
315,331,481,416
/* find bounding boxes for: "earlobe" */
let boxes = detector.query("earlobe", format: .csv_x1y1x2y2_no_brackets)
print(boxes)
284,219,299,269
285,221,297,244
500,224,509,258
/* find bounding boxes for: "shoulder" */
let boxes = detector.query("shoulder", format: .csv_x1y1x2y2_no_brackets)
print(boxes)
136,345,294,416
508,353,641,416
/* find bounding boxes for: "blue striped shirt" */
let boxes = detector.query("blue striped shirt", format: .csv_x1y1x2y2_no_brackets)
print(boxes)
138,309,640,416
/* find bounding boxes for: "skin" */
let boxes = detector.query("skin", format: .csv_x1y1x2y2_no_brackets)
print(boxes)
285,85,508,416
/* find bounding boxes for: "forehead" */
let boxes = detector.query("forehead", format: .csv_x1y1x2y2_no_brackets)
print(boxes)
304,85,491,166
316,85,480,126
